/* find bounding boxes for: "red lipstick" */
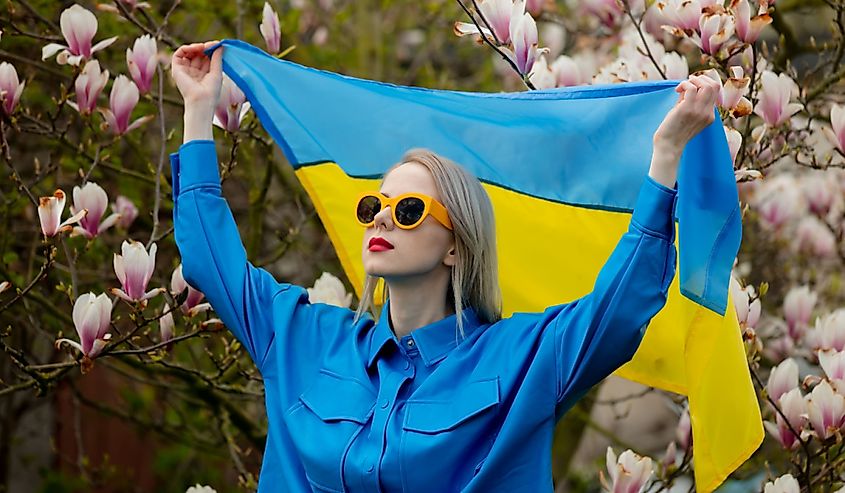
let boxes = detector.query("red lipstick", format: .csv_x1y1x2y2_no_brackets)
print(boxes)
368,237,394,252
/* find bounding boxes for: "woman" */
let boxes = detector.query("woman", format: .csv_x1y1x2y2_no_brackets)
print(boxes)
170,41,719,492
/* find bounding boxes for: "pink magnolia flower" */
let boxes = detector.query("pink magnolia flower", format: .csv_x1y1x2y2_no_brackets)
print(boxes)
41,4,118,66
763,388,806,450
701,67,749,117
111,195,138,229
508,5,548,76
99,75,153,136
767,357,799,403
696,8,735,56
661,52,690,80
171,263,207,315
794,217,837,258
260,2,281,54
723,66,752,116
0,281,10,295
756,194,796,229
819,349,845,383
70,181,121,239
307,272,353,308
783,285,817,339
801,175,836,216
68,59,109,116
38,189,87,237
805,380,845,440
110,239,163,303
453,0,518,45
0,62,25,116
126,34,158,94
724,125,742,164
754,71,802,126
657,0,718,31
601,447,653,493
730,0,771,44
528,55,556,89
551,55,582,87
822,103,845,153
56,292,113,359
809,310,845,353
159,302,174,343
526,0,545,16
763,474,799,493
730,276,761,329
213,75,251,133
581,0,625,28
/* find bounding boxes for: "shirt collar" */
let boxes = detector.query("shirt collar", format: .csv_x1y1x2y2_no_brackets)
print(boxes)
366,298,484,370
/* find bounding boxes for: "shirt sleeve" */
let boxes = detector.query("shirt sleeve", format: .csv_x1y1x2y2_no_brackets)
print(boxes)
170,139,294,368
551,175,678,408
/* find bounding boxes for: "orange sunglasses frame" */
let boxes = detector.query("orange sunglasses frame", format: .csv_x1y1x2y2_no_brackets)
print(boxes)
355,192,453,230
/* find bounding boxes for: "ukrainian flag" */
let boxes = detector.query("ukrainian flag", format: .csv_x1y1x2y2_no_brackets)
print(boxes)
209,39,762,491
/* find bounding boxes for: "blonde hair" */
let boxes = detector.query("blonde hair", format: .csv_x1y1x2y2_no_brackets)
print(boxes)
353,148,502,337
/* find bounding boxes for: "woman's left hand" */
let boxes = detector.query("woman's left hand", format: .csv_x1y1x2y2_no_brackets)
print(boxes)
655,74,721,151
648,74,721,188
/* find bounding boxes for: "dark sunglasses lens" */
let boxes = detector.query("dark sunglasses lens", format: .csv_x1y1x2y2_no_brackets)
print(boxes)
357,196,381,223
395,197,425,226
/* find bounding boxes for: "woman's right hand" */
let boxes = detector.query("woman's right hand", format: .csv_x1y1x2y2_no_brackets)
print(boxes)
171,41,223,114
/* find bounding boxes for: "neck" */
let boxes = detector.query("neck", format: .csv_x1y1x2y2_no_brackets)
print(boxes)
384,267,453,339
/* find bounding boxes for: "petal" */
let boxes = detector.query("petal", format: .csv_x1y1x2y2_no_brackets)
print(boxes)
91,36,119,54
113,252,126,285
41,43,67,60
59,207,88,229
109,287,134,303
142,287,165,300
125,114,154,133
97,212,121,233
55,338,84,354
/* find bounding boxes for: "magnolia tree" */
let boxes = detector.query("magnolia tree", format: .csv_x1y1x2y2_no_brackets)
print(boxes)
0,0,843,491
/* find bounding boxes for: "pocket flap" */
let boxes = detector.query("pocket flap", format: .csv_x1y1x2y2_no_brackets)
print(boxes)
299,369,375,424
403,377,500,434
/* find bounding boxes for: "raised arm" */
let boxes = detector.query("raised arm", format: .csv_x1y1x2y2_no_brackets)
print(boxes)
170,42,293,367
551,74,721,408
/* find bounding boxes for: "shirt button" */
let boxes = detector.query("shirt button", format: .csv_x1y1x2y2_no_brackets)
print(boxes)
407,339,415,348
380,398,390,409
404,360,411,370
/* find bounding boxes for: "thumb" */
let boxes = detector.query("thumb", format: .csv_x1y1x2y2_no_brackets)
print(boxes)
209,46,223,78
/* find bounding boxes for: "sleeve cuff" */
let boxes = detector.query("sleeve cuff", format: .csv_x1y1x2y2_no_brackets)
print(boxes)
170,140,221,196
630,175,677,240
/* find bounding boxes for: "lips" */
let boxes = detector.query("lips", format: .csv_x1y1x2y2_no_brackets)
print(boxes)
368,237,394,252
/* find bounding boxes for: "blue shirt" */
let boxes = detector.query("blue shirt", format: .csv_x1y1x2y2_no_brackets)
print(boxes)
170,139,677,493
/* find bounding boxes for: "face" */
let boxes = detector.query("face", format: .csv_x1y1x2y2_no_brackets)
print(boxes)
361,162,456,280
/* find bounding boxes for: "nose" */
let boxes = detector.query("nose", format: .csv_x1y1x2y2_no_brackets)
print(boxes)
373,205,394,231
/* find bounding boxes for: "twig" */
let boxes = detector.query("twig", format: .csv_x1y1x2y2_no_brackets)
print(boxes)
0,120,38,207
150,64,168,246
621,0,666,80
82,145,102,183
0,246,53,314
59,236,78,300
453,0,537,90
749,365,813,487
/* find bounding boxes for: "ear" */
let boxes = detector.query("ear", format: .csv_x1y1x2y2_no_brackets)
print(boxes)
443,244,457,267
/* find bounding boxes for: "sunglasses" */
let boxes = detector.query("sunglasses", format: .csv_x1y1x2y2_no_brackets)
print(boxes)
355,192,453,230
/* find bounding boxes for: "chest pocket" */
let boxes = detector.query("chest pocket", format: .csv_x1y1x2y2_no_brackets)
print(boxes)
400,376,500,492
285,369,375,492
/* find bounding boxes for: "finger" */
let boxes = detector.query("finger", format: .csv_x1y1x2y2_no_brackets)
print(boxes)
687,76,717,106
176,42,210,59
